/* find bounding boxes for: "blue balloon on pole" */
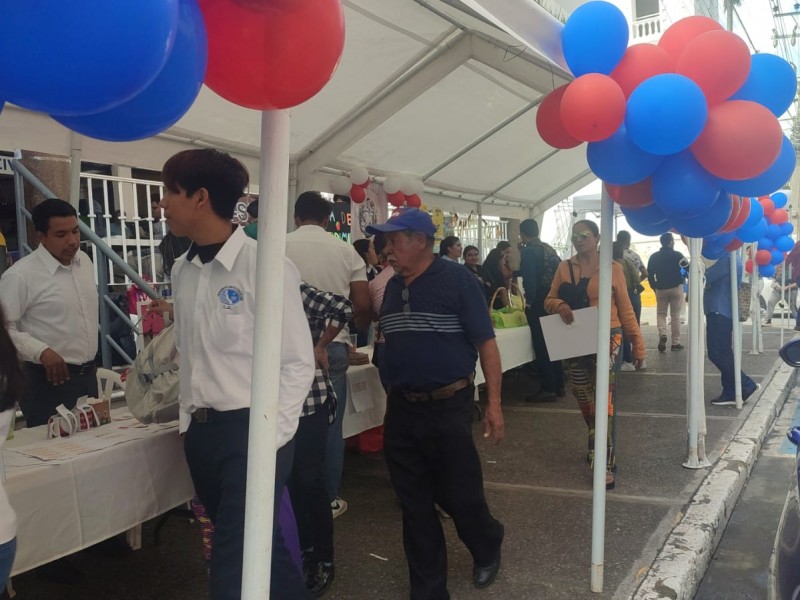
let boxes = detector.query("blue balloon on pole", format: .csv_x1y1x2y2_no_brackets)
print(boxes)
587,125,663,185
702,243,726,260
669,191,732,238
719,137,796,197
651,151,720,218
54,0,207,142
758,237,774,251
730,54,797,117
626,74,708,156
760,263,776,277
620,203,670,236
780,222,795,236
563,1,629,76
742,200,764,229
775,236,795,252
0,0,179,116
766,224,782,240
737,218,768,242
771,249,785,265
772,191,788,209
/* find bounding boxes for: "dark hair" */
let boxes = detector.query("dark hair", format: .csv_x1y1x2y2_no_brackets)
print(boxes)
617,230,631,244
353,239,371,261
463,245,479,257
373,233,387,257
660,233,673,247
496,240,511,252
439,236,460,257
32,198,77,233
0,304,23,412
246,200,258,219
161,149,249,220
520,219,539,238
159,233,193,277
294,191,332,222
612,240,625,261
574,220,600,238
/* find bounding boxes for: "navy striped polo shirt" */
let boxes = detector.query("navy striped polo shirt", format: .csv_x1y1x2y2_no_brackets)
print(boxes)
380,256,495,390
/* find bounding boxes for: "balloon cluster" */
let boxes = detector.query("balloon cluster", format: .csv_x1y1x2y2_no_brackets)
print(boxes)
536,2,797,242
383,176,424,208
734,191,795,276
0,0,344,142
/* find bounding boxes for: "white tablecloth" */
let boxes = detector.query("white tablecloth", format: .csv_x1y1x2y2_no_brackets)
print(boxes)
3,410,193,575
341,326,533,438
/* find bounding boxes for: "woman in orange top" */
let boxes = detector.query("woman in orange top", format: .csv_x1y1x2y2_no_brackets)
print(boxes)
544,220,645,489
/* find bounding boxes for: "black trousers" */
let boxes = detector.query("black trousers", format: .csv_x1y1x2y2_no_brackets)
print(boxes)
384,386,504,600
21,362,98,427
526,305,564,394
288,405,334,565
184,409,308,600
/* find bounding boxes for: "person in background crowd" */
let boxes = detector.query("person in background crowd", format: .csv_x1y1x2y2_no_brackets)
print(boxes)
617,230,647,284
546,220,645,490
353,238,380,282
787,241,800,332
518,219,564,402
613,241,645,372
243,201,258,239
764,262,797,325
0,198,99,428
161,148,315,600
286,191,370,520
439,235,462,262
483,244,513,309
0,305,23,589
463,245,483,278
369,233,393,390
704,255,760,406
647,233,686,352
367,208,505,599
151,198,167,241
78,197,107,238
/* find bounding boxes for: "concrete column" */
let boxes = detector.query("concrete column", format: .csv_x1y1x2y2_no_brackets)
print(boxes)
20,149,71,245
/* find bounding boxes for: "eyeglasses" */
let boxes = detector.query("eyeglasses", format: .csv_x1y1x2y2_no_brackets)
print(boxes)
402,287,410,314
571,232,593,242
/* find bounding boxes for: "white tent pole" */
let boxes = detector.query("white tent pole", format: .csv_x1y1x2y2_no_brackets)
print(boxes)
731,252,743,409
750,245,762,354
684,238,704,468
781,259,787,346
241,109,291,599
590,188,613,593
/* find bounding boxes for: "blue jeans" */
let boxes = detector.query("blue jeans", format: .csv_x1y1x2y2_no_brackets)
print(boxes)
0,537,16,588
706,313,756,401
623,291,642,364
325,343,349,502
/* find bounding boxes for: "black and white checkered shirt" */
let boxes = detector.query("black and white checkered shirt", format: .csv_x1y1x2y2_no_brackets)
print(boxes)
300,282,354,420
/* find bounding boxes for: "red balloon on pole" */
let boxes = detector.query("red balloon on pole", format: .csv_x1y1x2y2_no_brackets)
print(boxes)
756,249,772,266
691,100,783,180
387,190,405,207
605,178,653,208
719,195,744,232
772,208,790,224
349,185,366,204
536,84,582,149
724,239,743,252
199,0,345,110
745,258,753,274
610,44,674,99
658,16,723,62
405,194,422,208
760,198,775,217
560,74,626,142
675,30,751,105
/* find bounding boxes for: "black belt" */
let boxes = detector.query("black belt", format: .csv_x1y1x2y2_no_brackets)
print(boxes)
395,374,475,403
191,407,250,424
66,362,96,376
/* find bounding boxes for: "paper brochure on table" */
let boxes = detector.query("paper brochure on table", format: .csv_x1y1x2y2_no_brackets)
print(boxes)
539,307,599,361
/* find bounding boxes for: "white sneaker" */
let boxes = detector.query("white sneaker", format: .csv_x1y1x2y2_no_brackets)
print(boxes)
639,360,647,371
331,497,348,519
620,362,636,372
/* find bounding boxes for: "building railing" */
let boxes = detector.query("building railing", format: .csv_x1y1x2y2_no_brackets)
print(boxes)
631,14,662,42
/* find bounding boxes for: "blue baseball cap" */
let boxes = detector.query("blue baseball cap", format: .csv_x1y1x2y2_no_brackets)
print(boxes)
365,208,436,237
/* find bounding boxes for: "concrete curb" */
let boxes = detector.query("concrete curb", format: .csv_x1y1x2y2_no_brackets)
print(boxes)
632,361,798,600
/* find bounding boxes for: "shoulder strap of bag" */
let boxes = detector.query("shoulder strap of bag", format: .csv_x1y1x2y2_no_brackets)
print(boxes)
567,260,577,285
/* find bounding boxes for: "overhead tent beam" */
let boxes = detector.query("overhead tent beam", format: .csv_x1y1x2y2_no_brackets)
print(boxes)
532,168,595,210
295,30,473,182
478,148,560,202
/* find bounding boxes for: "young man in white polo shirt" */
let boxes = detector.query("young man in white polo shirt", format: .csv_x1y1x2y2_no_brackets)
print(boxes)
286,192,370,517
161,149,315,600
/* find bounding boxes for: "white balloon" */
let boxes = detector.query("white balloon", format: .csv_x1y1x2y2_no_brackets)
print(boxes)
349,166,370,186
412,179,425,196
400,175,416,195
331,176,352,196
383,175,402,195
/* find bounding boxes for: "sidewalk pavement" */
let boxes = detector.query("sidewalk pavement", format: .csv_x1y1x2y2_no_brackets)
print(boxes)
6,318,795,600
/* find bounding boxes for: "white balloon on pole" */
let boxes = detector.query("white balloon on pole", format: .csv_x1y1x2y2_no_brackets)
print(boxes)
412,179,425,196
399,175,416,195
331,175,352,196
383,175,402,195
349,166,370,186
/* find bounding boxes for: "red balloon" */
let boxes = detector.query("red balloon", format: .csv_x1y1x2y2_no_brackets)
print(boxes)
745,258,753,274
658,16,724,62
772,208,790,224
560,74,626,142
199,0,345,110
760,198,775,217
605,179,653,208
724,239,744,252
405,194,422,208
691,100,783,180
350,185,366,204
676,30,751,105
721,196,751,232
610,44,674,99
536,84,582,149
756,249,772,266
387,190,405,207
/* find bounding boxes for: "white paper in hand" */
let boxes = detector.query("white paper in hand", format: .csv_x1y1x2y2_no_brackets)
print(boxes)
539,307,599,361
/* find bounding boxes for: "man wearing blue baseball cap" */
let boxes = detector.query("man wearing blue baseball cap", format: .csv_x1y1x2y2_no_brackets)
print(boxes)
366,208,505,599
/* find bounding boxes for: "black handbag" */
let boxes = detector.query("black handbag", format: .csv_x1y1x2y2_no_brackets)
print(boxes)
557,261,590,310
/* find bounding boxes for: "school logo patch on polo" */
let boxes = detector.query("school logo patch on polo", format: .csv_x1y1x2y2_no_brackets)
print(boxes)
218,286,243,308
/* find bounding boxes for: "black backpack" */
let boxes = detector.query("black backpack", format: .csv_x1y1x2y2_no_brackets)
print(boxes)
529,240,562,298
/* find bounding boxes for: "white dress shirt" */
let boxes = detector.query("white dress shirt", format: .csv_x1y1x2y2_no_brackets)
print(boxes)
0,245,98,364
286,225,367,343
0,409,17,545
172,227,315,446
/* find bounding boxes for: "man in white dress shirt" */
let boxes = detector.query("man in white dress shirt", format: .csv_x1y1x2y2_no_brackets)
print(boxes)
0,198,99,427
160,149,315,600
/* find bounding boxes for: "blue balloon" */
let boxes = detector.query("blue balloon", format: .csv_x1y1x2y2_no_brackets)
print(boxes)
730,54,797,117
758,237,774,251
766,224,782,240
0,0,179,116
737,219,768,242
719,137,796,197
563,1,629,76
54,0,206,142
706,231,736,247
772,191,788,209
702,243,727,260
0,100,4,116
587,125,663,185
760,263,776,277
771,249,785,265
669,192,732,238
626,74,708,156
781,222,795,236
775,236,795,252
651,151,721,218
742,200,764,229
620,203,670,236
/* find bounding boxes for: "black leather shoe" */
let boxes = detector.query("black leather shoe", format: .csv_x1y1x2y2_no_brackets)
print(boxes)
473,550,501,589
307,562,335,597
